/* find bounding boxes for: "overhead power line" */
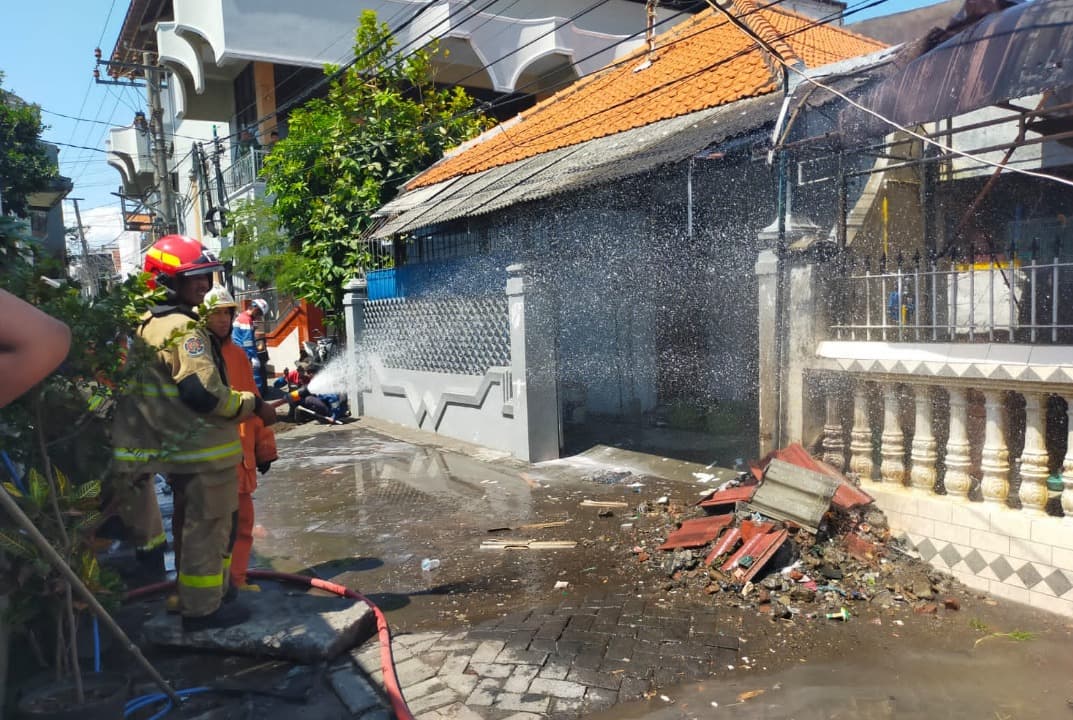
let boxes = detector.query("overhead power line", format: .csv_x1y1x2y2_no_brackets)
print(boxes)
258,0,899,240
700,0,1073,190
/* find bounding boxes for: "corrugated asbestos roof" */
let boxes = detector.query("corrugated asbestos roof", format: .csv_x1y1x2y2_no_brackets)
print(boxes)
408,1,885,190
373,93,782,238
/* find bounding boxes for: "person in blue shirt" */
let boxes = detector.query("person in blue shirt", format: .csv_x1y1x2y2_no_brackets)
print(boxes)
888,289,914,324
232,298,268,389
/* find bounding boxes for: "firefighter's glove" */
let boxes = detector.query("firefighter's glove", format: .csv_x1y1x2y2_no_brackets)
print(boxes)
257,461,272,475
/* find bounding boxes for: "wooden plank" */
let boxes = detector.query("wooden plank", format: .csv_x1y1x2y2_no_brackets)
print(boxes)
480,539,577,550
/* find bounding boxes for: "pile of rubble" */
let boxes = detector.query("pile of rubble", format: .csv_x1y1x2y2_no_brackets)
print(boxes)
633,445,964,619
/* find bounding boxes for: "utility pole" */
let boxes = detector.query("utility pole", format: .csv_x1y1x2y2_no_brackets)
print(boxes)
144,51,177,234
69,198,96,299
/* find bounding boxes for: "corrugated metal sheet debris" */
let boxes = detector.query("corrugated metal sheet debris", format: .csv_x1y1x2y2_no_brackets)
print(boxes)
744,459,840,533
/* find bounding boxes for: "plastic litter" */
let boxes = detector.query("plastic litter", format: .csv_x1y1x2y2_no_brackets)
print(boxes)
825,607,851,622
420,558,441,572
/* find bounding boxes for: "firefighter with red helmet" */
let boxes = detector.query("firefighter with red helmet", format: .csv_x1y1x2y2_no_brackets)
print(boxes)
113,235,277,631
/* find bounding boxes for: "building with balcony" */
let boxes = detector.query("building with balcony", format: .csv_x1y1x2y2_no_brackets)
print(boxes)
22,144,73,263
104,0,706,237
765,0,1073,615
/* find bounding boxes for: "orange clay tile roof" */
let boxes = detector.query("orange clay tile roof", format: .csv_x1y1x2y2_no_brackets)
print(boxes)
410,3,885,189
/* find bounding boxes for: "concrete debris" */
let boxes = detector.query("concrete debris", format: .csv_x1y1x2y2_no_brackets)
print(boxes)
586,470,638,485
746,459,840,532
635,445,967,624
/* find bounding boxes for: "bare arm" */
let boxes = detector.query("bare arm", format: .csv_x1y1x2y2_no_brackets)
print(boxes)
0,289,72,408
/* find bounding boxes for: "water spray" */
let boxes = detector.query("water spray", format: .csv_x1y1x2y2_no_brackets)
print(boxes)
306,355,351,396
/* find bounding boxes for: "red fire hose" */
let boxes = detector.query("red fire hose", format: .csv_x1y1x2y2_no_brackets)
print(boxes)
125,570,414,720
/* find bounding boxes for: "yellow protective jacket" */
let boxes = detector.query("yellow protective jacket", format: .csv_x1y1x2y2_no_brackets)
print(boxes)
112,305,259,475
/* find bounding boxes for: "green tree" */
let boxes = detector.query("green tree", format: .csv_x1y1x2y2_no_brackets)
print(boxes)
0,213,162,702
250,10,491,311
221,197,296,289
0,71,57,217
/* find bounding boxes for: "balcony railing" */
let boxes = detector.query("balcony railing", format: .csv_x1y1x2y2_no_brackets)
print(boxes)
226,148,267,193
830,242,1073,344
235,286,295,330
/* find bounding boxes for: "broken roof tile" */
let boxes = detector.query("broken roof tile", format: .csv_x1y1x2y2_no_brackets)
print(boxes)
698,484,757,508
658,514,735,551
721,528,789,584
832,480,874,510
705,527,742,565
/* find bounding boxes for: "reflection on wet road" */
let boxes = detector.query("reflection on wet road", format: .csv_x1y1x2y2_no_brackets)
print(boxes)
254,426,557,630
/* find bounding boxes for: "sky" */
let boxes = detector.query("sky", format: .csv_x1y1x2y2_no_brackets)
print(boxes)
1,0,947,250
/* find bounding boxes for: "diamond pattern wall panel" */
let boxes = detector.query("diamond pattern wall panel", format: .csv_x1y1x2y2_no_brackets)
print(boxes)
908,536,1073,601
363,295,510,376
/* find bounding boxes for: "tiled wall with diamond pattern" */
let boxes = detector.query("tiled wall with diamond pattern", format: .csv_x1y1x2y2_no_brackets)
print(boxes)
865,483,1073,617
363,296,510,376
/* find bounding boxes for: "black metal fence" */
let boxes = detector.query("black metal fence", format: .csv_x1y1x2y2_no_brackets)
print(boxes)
830,239,1073,343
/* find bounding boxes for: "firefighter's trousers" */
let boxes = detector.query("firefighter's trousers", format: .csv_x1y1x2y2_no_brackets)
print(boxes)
114,473,166,551
170,468,237,618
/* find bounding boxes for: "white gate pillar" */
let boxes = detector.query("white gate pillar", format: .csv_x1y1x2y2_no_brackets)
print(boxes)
507,264,559,462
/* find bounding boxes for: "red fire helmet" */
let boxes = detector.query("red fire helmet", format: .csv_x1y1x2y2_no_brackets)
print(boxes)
143,235,222,290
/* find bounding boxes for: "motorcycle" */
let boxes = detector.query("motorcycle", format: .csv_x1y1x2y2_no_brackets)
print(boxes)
301,330,337,365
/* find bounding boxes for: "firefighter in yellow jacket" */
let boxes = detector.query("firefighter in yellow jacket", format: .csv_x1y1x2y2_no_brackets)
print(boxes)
113,235,277,631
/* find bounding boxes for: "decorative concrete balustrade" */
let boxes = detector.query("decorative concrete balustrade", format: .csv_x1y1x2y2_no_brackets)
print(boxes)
815,367,1073,616
826,378,1073,515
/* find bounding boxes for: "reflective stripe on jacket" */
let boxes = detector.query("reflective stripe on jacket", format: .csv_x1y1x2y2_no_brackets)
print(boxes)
112,306,258,475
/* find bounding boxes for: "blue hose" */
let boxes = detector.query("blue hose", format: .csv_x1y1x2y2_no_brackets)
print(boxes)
93,616,101,672
0,450,27,495
124,686,210,719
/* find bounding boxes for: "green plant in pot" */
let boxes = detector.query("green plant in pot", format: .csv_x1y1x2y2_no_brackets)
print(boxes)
0,216,164,719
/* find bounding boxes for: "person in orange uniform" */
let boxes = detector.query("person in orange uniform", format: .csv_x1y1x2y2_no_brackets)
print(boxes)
203,286,277,591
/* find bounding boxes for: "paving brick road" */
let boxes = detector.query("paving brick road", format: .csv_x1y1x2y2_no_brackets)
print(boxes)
334,592,739,719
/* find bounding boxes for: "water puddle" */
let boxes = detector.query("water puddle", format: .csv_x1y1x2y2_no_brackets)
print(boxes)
254,428,550,629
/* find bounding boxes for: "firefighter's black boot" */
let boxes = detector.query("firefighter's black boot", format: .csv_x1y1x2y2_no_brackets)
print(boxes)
134,545,166,583
182,602,250,632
